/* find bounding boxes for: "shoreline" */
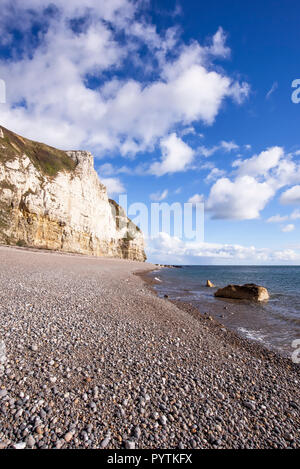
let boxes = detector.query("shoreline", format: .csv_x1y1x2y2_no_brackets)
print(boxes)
137,269,298,369
0,246,299,449
141,267,300,360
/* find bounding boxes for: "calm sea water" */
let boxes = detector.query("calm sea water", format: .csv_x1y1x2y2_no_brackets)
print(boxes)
150,266,300,358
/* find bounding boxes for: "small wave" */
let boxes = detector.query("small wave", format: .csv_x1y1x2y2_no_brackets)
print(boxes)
237,327,267,344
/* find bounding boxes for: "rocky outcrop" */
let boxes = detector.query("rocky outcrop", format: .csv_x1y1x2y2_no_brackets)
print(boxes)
214,283,269,302
0,125,146,261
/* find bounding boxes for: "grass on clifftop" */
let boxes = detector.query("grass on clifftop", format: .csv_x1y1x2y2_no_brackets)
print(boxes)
0,125,76,177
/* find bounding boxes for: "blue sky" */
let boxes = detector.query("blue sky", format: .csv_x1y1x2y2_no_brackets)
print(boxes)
1,0,300,264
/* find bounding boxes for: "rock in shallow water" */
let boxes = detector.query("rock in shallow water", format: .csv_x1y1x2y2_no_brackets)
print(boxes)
206,280,215,288
214,283,269,302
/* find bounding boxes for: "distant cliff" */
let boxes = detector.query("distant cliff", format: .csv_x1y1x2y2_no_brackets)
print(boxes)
0,126,146,261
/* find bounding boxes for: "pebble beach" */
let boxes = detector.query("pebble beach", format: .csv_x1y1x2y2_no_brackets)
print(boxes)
0,245,299,449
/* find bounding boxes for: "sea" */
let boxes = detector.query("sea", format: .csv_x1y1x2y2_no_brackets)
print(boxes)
149,265,300,359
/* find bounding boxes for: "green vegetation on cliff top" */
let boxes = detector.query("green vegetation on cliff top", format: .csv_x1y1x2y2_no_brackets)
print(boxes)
0,125,76,177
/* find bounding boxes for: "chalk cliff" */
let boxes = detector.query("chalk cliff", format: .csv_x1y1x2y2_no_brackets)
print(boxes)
0,125,146,261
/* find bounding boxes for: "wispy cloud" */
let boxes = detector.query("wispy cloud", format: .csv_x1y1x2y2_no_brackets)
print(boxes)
281,224,295,233
198,140,239,157
150,189,168,201
267,214,288,223
267,209,300,223
187,194,204,204
266,81,278,100
205,167,226,183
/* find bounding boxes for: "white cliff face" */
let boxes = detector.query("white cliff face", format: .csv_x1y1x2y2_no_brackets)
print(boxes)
0,127,146,261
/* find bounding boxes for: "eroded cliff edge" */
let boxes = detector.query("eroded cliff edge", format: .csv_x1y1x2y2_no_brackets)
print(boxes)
0,126,146,261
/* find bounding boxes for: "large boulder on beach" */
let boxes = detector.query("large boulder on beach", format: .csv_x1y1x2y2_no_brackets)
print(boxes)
214,283,269,302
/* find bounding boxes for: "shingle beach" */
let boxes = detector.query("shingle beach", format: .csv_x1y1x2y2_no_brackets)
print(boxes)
0,246,299,449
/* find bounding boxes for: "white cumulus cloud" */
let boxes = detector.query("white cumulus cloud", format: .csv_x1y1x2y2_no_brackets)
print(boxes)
149,133,194,176
0,1,249,158
100,177,125,196
206,175,274,220
205,147,300,220
280,185,300,205
233,147,284,178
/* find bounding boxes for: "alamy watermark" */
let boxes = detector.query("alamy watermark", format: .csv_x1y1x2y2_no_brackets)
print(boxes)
0,79,6,104
111,195,204,242
291,79,300,103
